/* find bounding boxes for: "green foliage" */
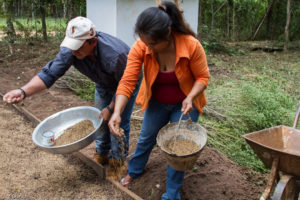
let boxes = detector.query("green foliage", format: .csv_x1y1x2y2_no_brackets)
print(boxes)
201,51,299,172
199,0,300,41
74,82,95,101
201,39,227,53
0,17,67,43
57,67,95,102
238,79,296,132
149,188,155,196
15,20,34,41
202,79,297,171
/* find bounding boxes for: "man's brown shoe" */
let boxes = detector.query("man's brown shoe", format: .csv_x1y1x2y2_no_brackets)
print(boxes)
93,152,109,165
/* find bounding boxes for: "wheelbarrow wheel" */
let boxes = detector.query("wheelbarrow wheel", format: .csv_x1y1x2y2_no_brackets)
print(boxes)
272,174,296,200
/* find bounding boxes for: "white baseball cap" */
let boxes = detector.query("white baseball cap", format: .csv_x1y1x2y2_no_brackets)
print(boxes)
60,16,96,50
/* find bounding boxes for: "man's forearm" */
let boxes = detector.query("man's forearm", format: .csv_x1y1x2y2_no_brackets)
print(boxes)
21,75,47,97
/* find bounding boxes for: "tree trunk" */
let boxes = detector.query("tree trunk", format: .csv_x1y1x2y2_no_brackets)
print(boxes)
67,0,75,20
266,0,274,39
5,0,16,43
226,2,230,38
79,0,81,16
251,1,273,40
64,0,67,18
271,0,279,40
40,3,47,41
31,0,35,19
210,1,214,33
284,0,291,52
198,0,202,37
231,2,235,41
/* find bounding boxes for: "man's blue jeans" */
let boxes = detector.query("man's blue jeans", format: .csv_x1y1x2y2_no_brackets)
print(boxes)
128,98,200,200
94,86,139,160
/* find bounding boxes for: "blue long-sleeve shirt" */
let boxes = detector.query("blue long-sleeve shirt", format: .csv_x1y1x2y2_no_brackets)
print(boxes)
38,31,130,98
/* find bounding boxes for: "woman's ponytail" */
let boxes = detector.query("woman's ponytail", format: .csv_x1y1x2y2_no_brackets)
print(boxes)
135,1,196,41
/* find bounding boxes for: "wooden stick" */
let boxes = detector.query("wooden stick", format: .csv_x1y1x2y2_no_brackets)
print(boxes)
73,151,106,180
107,178,143,200
260,157,279,200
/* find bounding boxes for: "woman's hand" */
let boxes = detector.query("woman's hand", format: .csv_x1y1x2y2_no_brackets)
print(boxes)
181,96,193,115
3,89,24,104
108,112,123,136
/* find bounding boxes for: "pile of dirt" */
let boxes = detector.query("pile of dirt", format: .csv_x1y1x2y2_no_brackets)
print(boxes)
126,146,266,200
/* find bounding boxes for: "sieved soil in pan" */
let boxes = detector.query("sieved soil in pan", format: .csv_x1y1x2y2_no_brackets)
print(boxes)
54,120,95,146
165,139,200,156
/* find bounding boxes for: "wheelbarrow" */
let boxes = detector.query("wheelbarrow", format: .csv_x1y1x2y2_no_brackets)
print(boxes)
243,105,300,200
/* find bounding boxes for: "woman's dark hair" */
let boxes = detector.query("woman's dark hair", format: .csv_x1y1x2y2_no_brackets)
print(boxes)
135,1,196,41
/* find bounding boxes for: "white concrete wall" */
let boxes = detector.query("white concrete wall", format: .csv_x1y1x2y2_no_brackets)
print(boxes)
87,0,117,36
87,0,199,47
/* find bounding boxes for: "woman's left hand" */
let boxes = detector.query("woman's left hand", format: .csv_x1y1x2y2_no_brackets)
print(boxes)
181,96,193,115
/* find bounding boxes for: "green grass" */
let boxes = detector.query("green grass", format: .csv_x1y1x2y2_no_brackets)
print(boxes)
0,17,67,42
201,50,299,172
0,17,67,30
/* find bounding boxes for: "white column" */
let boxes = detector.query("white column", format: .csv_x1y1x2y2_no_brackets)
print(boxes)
87,0,117,36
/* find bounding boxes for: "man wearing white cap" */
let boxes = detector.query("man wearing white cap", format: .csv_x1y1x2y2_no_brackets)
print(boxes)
3,16,141,175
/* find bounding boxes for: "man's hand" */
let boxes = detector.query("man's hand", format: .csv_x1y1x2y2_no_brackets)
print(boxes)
3,89,24,104
99,107,112,124
108,113,123,136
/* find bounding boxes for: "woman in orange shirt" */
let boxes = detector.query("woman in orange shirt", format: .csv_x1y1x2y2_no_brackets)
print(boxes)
109,1,209,199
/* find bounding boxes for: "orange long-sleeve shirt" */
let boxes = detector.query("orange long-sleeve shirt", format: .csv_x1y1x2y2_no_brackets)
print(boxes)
116,33,210,113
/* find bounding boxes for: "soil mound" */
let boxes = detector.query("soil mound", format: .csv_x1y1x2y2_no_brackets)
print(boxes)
127,147,265,200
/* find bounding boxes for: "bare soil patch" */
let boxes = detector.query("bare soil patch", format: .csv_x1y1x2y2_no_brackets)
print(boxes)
0,41,268,199
0,102,130,200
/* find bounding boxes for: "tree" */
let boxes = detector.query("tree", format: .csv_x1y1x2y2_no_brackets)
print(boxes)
40,1,47,41
284,0,291,51
4,0,16,43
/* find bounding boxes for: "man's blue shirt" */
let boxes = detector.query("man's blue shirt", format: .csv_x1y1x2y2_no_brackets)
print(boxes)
38,31,130,97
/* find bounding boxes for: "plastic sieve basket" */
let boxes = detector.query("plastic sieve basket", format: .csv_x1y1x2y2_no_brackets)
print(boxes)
156,118,207,171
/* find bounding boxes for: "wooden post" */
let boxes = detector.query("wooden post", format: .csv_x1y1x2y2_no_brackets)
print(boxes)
260,157,279,200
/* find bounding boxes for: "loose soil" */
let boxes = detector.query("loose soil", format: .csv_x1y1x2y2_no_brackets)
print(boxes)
165,140,200,156
54,120,95,146
0,41,268,199
0,101,129,200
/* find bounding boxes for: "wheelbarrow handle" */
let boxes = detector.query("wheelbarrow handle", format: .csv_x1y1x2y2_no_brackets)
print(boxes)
293,104,300,129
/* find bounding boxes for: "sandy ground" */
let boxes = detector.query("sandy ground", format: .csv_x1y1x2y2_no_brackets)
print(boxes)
0,101,133,200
